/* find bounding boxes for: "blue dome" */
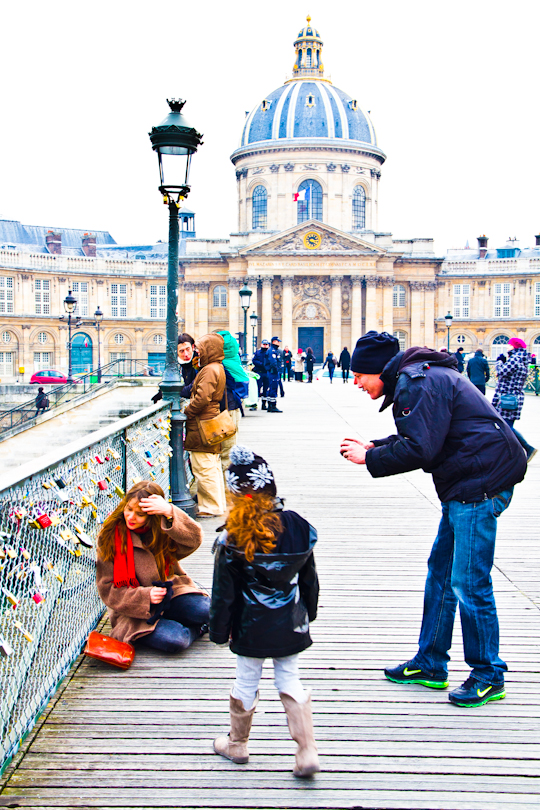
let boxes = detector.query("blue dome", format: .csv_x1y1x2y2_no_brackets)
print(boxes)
240,80,377,148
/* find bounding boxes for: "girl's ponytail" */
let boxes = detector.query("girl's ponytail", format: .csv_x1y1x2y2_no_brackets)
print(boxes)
225,493,282,561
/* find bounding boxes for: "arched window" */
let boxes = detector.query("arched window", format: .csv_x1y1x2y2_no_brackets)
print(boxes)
114,333,125,345
393,285,405,308
352,186,366,230
252,185,267,230
296,179,323,224
393,330,407,351
213,285,227,308
533,335,540,346
306,48,312,67
491,334,509,359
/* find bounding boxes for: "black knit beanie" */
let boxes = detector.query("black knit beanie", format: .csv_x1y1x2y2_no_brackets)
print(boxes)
225,446,277,497
351,331,400,374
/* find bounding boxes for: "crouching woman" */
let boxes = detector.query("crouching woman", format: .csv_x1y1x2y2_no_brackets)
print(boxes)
96,481,210,653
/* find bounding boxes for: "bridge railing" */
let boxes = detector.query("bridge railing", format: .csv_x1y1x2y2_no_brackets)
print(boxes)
0,359,158,433
0,400,175,775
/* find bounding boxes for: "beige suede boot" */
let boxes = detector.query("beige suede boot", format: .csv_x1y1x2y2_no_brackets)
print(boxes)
213,693,258,764
280,690,320,777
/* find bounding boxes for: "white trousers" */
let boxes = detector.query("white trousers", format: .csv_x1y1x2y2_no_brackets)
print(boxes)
231,653,307,710
189,451,226,515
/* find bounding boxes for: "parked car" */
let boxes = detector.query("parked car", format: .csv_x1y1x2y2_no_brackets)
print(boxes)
30,370,68,385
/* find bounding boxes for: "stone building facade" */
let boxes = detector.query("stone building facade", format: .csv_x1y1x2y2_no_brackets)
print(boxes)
0,18,538,381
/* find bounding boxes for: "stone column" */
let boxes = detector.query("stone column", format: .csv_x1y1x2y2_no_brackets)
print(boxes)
197,282,209,338
134,327,145,361
184,282,196,338
424,282,436,347
350,276,363,343
381,276,394,334
261,276,273,341
365,277,378,332
281,276,294,350
21,324,32,381
227,278,242,338
410,282,424,346
330,276,343,353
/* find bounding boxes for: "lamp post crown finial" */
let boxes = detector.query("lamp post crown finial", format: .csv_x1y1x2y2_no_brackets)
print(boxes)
167,98,186,113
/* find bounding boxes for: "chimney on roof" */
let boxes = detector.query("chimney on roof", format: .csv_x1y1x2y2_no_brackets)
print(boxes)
82,232,96,257
477,234,488,259
45,230,62,255
535,234,540,247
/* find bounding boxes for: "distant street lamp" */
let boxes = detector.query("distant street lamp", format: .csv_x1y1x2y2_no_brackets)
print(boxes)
445,312,453,352
250,311,258,354
239,281,253,362
94,306,103,382
149,98,203,518
62,290,77,383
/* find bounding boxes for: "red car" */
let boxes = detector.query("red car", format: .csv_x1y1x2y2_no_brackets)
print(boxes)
30,370,68,385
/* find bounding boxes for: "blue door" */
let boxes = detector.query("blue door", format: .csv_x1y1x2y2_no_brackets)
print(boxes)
148,352,166,374
298,327,324,363
72,333,93,374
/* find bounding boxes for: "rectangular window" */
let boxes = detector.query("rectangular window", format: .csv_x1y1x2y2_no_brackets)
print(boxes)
34,352,52,371
111,283,127,317
453,284,470,318
494,283,511,317
535,283,540,317
71,282,88,316
0,352,13,376
150,285,166,319
35,279,50,315
0,277,14,314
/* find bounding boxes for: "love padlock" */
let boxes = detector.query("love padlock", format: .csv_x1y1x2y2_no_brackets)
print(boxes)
97,480,108,491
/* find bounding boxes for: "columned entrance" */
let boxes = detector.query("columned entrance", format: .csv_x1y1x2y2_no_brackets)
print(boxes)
298,326,324,362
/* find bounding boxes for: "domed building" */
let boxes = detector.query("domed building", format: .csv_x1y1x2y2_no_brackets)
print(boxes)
231,17,385,234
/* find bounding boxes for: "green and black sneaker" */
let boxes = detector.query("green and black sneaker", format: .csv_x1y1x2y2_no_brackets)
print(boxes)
384,661,449,689
448,677,506,708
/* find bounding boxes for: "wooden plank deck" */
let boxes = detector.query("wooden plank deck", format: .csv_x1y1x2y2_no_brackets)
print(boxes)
1,379,539,809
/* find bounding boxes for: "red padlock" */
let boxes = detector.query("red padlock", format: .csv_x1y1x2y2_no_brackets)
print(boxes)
98,480,108,491
37,514,52,529
95,455,104,464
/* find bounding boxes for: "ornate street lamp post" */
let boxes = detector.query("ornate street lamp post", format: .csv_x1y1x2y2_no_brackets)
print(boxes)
250,312,258,355
239,281,252,363
94,306,103,382
445,312,453,352
149,98,203,517
62,290,77,383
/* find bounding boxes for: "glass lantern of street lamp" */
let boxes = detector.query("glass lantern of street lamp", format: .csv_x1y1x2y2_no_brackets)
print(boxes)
250,312,258,327
444,312,453,329
149,99,204,204
63,290,77,314
94,306,103,322
239,281,252,311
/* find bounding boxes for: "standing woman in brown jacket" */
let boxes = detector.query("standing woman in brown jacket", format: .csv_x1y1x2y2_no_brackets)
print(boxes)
184,333,227,517
96,481,209,653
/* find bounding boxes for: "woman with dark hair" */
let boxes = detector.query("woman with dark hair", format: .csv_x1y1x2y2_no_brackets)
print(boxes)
96,481,209,653
304,348,315,383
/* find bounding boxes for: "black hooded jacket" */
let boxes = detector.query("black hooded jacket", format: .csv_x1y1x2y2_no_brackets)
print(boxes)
365,348,527,503
209,510,319,658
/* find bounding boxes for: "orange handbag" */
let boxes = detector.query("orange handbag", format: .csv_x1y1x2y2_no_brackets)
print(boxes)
84,631,135,670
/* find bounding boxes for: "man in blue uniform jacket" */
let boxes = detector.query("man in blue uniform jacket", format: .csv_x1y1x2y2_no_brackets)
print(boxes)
340,331,527,708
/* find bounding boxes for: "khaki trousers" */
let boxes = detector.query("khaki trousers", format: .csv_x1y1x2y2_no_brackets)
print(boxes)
190,451,227,515
221,408,240,477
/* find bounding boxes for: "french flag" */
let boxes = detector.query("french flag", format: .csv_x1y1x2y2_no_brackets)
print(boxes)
293,186,310,203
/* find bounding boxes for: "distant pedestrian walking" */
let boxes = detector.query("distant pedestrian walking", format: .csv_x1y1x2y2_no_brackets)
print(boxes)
305,348,315,383
492,338,537,462
210,445,320,777
35,387,49,417
339,347,351,382
454,347,465,374
283,347,293,381
294,349,305,382
467,349,490,394
322,351,336,383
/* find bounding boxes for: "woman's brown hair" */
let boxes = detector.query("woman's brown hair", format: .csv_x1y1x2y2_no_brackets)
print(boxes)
98,481,177,580
225,492,282,562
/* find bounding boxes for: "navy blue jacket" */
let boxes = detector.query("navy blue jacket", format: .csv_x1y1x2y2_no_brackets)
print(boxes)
366,348,526,503
209,510,319,658
467,352,490,385
252,347,270,376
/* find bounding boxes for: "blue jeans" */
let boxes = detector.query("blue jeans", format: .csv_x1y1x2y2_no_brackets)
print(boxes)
504,418,534,456
413,490,513,686
140,593,210,654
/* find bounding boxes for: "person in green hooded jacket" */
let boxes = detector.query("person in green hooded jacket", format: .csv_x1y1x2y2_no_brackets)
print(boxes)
216,331,250,479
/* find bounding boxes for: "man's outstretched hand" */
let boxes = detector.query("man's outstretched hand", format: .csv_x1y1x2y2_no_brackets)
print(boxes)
340,437,374,465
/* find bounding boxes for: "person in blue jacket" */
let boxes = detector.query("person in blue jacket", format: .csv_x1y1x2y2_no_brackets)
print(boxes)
340,331,527,708
467,348,490,393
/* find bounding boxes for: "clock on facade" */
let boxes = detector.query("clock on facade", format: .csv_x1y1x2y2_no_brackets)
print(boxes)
303,231,322,250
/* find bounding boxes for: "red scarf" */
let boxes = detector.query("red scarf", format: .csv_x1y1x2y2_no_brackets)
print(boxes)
113,525,140,588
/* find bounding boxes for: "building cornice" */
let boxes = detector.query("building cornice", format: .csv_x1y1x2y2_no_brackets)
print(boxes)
230,139,386,166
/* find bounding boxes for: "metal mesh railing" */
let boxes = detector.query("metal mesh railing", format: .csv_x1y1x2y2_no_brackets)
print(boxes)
0,401,175,774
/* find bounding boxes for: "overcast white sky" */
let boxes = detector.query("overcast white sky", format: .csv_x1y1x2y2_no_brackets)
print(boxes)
1,0,538,255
